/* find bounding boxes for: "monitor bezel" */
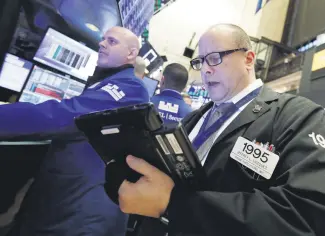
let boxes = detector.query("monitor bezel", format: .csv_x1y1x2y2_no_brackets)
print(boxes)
0,53,34,93
33,27,98,81
17,63,87,102
143,76,159,97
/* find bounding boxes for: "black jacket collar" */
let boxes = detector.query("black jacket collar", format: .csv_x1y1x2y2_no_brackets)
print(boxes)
86,64,133,88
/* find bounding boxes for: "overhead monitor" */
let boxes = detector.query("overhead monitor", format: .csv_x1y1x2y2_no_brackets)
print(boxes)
143,76,159,97
0,54,33,92
19,65,86,105
34,28,98,81
119,0,154,36
139,41,164,75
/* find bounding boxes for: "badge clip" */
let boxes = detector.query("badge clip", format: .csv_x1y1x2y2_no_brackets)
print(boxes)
252,105,262,113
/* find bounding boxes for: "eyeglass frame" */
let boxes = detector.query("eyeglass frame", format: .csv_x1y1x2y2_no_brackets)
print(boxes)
190,48,248,70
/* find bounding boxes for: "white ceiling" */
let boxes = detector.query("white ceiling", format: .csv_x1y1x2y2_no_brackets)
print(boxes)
148,0,259,83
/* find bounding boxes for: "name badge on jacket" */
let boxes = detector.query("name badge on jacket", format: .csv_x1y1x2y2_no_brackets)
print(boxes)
230,137,279,180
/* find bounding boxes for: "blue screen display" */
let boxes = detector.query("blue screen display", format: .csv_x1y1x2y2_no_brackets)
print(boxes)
143,76,159,97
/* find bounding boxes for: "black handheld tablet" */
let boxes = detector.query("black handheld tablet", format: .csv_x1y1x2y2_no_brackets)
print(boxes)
75,103,205,189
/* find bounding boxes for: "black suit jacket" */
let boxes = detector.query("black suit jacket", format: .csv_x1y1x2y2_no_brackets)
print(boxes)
165,86,325,236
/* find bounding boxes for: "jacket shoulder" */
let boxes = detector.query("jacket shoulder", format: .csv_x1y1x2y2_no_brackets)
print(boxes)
92,70,149,102
274,93,324,132
276,93,322,114
151,94,162,100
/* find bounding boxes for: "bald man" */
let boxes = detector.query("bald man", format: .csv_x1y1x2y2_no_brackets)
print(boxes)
0,27,149,236
114,24,325,236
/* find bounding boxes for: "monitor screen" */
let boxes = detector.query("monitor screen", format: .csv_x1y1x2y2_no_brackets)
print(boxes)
0,54,33,92
143,76,159,97
19,66,86,104
119,0,154,36
34,28,98,81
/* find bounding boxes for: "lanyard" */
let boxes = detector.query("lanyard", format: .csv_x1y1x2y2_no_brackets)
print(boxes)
192,87,262,150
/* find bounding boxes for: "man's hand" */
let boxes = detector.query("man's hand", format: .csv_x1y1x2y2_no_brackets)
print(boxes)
118,155,175,218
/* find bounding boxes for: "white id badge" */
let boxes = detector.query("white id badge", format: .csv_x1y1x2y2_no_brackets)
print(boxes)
230,137,279,180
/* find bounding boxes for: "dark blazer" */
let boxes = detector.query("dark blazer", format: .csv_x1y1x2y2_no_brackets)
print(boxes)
164,86,325,236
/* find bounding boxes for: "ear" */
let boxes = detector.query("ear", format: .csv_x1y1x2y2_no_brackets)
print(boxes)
245,50,255,70
127,47,139,61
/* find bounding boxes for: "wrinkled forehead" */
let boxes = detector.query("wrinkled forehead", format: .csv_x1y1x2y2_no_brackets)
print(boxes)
198,31,236,56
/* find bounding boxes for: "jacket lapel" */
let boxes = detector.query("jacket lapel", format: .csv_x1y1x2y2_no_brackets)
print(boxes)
201,86,279,168
183,102,213,134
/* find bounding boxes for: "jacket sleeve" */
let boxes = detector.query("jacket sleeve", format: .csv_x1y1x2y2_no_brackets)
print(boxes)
0,77,149,139
167,96,325,236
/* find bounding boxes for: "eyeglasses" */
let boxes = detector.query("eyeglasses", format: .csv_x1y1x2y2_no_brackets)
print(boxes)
190,48,248,70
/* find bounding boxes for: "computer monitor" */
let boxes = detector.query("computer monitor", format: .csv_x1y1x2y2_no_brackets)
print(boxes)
0,54,33,92
119,0,154,36
19,65,86,104
34,28,98,81
143,76,159,97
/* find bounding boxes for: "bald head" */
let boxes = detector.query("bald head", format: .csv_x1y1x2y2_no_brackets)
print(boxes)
97,26,140,68
109,26,140,51
202,24,252,50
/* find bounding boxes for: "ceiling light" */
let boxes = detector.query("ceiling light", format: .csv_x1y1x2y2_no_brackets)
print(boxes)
86,23,100,32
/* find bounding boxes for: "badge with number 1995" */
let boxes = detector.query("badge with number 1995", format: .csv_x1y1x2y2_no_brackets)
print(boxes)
230,137,279,180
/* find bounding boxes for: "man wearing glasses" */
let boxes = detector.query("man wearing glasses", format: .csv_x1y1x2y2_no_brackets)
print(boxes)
112,24,325,235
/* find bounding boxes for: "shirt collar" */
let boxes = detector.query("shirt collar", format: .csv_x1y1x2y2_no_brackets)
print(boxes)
160,89,183,100
225,79,263,104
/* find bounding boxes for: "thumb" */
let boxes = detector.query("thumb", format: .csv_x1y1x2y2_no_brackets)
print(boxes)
118,179,134,194
126,155,159,177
